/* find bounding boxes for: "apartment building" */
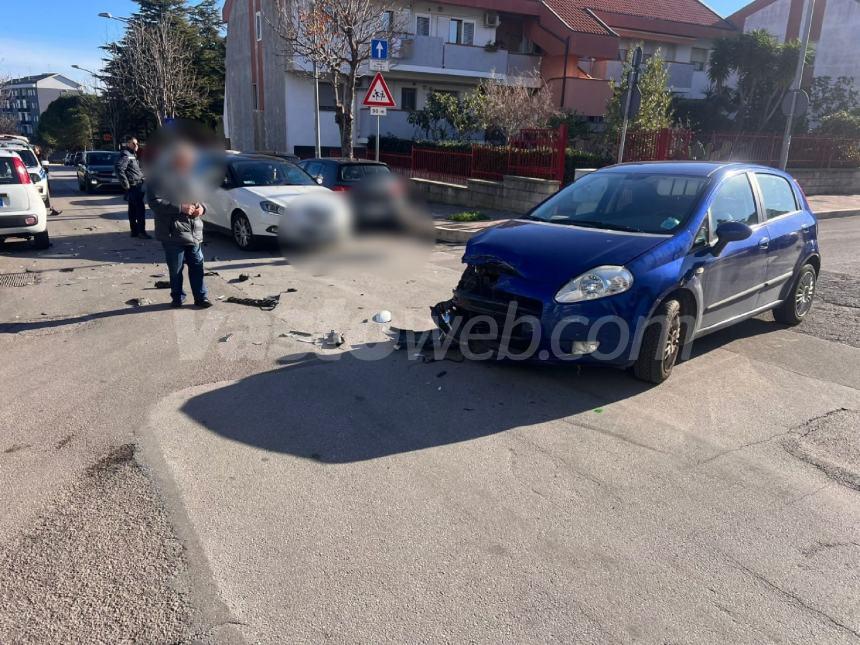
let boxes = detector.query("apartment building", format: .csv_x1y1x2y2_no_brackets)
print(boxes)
0,74,84,137
728,0,860,86
222,0,735,154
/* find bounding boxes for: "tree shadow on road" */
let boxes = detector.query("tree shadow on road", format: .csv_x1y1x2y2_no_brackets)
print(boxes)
179,344,650,463
0,302,177,334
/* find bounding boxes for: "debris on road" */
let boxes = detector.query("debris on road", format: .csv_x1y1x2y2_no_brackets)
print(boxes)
373,310,392,323
203,271,219,277
225,294,280,311
153,281,171,289
323,330,345,348
231,274,250,283
219,334,233,343
286,288,298,293
125,298,152,307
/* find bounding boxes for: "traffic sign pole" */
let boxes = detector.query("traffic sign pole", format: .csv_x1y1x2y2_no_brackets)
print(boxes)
617,46,643,164
362,72,396,162
779,0,815,170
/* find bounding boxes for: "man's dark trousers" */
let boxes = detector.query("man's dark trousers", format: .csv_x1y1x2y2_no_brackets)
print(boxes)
127,184,146,235
162,243,208,304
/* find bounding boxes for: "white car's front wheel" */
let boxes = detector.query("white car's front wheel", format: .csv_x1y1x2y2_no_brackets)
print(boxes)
231,212,257,251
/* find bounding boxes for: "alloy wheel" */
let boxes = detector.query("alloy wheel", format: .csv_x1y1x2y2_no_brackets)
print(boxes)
795,271,815,317
233,216,251,249
663,315,681,364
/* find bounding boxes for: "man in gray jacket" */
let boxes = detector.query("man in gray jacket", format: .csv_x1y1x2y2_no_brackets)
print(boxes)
115,137,150,238
147,143,212,308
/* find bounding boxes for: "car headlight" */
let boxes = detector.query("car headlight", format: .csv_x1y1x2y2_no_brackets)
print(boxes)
555,265,634,303
260,200,284,215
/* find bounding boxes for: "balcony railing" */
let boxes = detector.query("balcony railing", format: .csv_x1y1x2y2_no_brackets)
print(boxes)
396,35,540,79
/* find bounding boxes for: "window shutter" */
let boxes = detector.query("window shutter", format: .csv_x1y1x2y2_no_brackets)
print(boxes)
463,22,475,45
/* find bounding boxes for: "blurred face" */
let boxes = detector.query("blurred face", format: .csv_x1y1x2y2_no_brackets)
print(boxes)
128,139,139,152
172,144,196,175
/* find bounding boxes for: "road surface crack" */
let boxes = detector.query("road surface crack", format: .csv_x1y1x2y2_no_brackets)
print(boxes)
728,557,860,639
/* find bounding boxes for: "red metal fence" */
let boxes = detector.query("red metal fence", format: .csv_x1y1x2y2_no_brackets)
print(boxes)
621,128,693,163
621,128,860,169
365,125,568,185
702,132,859,168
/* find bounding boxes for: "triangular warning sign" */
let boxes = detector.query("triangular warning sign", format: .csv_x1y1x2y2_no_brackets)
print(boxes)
362,72,396,108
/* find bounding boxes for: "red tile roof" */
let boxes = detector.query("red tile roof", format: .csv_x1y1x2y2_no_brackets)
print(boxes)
544,0,734,35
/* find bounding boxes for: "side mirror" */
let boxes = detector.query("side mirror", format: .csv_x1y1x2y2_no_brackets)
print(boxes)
712,220,752,256
315,176,324,185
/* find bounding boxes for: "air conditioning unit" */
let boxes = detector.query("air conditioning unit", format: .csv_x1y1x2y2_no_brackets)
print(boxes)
484,11,500,28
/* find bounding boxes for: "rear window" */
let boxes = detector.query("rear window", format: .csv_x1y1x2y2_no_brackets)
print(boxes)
87,152,120,166
0,158,21,184
338,163,390,182
14,149,38,167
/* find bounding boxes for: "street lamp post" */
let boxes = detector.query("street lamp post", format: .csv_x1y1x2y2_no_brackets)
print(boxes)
98,12,131,23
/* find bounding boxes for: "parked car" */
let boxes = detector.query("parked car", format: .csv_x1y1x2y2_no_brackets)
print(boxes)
298,158,390,191
71,151,84,166
432,162,820,384
204,154,329,250
76,151,122,193
0,149,50,249
64,153,74,166
0,142,50,207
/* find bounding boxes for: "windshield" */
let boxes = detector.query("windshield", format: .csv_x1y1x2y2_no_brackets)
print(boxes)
231,160,316,187
528,171,709,234
87,152,119,166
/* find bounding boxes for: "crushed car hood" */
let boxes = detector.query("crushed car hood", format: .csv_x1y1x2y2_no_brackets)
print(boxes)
464,219,666,283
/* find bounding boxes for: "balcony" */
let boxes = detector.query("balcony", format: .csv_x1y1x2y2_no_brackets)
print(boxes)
395,35,540,81
604,59,707,96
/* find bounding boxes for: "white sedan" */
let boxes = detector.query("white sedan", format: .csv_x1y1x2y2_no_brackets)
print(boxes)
205,154,330,250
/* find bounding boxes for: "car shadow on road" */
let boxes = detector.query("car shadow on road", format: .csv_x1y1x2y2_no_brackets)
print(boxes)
179,345,650,463
686,316,784,359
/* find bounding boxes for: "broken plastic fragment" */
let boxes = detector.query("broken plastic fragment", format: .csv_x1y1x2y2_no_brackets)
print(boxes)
372,310,392,323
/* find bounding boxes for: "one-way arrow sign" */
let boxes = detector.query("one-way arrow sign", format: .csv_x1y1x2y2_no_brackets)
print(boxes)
371,39,388,60
362,72,396,108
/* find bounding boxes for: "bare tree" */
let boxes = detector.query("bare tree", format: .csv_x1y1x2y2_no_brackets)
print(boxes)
271,0,402,157
0,73,21,134
479,73,559,140
116,19,198,126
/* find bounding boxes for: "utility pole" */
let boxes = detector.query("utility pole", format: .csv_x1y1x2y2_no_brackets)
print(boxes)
779,0,815,170
313,61,322,158
617,46,642,164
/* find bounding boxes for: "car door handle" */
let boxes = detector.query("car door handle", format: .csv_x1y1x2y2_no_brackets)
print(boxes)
758,237,770,249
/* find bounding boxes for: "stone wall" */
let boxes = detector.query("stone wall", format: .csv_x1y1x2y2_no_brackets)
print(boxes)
411,175,560,214
791,168,860,196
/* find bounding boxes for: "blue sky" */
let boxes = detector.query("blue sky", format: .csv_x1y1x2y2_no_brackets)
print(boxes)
2,0,747,87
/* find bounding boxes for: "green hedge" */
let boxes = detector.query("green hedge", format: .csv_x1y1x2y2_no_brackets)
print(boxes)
563,149,613,184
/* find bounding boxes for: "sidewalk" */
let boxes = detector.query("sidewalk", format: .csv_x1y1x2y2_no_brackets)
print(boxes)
432,195,860,244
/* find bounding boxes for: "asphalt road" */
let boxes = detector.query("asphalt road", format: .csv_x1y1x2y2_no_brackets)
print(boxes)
1,169,859,644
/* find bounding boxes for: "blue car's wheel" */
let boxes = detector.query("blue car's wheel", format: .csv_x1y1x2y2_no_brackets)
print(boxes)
774,263,817,325
633,298,682,384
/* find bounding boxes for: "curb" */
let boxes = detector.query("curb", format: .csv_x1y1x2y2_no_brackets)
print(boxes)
815,209,860,220
434,218,510,244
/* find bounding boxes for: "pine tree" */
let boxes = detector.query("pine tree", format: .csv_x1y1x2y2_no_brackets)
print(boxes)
605,45,673,139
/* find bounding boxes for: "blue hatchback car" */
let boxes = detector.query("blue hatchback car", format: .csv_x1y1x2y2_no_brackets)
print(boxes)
432,162,820,383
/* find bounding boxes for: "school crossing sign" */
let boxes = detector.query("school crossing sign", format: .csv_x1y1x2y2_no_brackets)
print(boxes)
362,72,396,110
